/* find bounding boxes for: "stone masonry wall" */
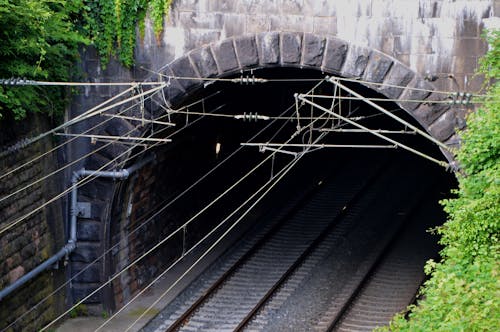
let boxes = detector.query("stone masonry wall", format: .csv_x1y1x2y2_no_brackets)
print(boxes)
67,0,499,310
0,114,65,331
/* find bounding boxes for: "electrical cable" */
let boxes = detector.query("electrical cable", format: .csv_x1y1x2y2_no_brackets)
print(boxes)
145,69,487,98
0,84,167,160
93,95,333,330
0,110,176,236
0,87,214,181
96,135,303,331
116,125,329,332
40,88,333,331
0,90,221,204
2,94,302,331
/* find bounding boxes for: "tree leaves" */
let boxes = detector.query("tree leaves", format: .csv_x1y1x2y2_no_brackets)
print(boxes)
380,30,500,331
0,0,87,120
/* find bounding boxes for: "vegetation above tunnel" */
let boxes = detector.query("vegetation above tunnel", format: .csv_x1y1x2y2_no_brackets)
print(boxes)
382,30,499,331
0,0,172,121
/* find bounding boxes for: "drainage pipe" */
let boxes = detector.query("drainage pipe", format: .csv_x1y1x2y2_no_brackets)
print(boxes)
0,154,155,302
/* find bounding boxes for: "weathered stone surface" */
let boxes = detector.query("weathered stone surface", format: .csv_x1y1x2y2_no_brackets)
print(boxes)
169,56,201,92
364,51,393,83
189,46,218,78
160,67,186,107
399,78,433,111
281,32,302,64
212,39,240,74
341,44,371,78
104,118,136,137
71,262,100,283
413,93,451,126
234,35,259,67
72,284,101,303
77,221,101,242
429,110,457,141
302,34,326,67
8,266,25,283
378,62,415,99
258,32,280,65
72,243,100,263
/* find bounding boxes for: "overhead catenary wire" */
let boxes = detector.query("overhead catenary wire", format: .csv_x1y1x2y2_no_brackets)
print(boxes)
94,94,333,331
96,134,305,332
0,110,177,236
116,126,329,332
0,83,167,160
1,101,239,331
0,90,221,205
41,90,333,331
142,69,488,98
4,88,308,331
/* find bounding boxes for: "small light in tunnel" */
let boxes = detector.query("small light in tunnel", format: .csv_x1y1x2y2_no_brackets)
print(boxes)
215,142,222,156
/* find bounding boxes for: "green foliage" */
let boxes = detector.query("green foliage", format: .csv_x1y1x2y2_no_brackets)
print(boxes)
380,31,500,331
83,0,173,68
0,0,87,120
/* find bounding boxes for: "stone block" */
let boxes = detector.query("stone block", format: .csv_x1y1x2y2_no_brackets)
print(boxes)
281,32,302,64
189,46,219,78
429,110,457,142
322,37,348,74
313,16,337,35
72,284,101,303
237,0,281,14
258,32,280,65
234,35,259,68
72,243,100,263
208,0,237,12
302,34,326,67
364,51,393,83
71,262,100,283
77,221,101,242
178,11,223,30
341,44,371,78
398,78,433,111
246,15,270,33
222,14,247,37
379,62,415,99
270,14,314,33
413,93,451,127
169,56,201,92
212,39,240,74
160,67,186,107
99,142,129,163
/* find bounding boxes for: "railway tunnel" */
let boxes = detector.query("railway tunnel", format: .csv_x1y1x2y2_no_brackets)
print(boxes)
101,66,457,330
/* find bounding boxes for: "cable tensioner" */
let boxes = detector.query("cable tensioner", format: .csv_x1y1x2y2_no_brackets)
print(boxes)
449,92,472,105
234,112,270,121
231,74,268,85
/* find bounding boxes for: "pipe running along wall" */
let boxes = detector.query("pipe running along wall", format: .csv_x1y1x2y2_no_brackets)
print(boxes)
0,154,155,302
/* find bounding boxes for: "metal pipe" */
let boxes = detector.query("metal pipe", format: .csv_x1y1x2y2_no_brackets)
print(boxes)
0,154,155,302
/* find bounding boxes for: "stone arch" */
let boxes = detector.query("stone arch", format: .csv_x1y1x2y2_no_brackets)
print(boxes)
73,32,462,309
141,32,460,161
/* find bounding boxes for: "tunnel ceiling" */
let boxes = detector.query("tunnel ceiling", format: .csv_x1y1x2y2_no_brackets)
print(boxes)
148,67,449,169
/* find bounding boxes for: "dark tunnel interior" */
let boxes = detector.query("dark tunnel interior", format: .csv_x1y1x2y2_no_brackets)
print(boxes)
108,68,457,311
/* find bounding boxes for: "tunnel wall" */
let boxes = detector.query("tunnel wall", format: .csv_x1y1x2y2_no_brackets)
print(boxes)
66,0,499,310
0,114,66,330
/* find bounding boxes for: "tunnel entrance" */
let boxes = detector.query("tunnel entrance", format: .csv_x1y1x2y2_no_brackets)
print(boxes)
107,68,456,329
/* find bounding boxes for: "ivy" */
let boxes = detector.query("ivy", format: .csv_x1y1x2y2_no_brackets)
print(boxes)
380,30,500,331
0,0,88,120
83,0,173,68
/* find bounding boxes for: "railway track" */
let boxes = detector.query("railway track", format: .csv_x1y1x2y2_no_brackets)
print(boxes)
142,154,443,332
